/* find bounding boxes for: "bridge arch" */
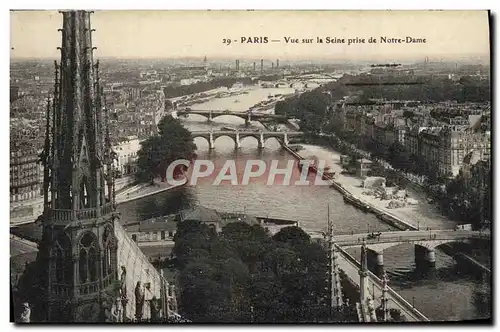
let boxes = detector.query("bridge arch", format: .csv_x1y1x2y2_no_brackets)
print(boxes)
192,135,211,146
414,238,472,251
212,134,238,145
179,113,210,122
181,112,249,124
211,114,247,123
238,134,260,144
263,135,283,144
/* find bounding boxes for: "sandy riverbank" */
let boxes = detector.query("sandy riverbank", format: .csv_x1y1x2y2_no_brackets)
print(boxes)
299,144,457,230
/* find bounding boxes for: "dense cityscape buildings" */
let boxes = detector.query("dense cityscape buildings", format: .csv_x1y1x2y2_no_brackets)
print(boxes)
10,10,491,324
339,100,490,177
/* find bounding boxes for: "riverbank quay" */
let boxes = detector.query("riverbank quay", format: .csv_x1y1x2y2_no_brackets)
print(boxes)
115,176,188,205
282,142,455,231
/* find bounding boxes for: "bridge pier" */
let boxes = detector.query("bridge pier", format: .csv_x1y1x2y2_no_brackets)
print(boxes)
258,132,264,149
283,132,289,146
375,252,384,278
245,113,252,127
415,245,436,270
426,249,436,265
208,110,213,123
367,249,384,278
208,133,215,150
235,132,241,149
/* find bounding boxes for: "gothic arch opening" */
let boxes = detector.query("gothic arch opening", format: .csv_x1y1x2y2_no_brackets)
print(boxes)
102,225,116,277
78,232,99,284
80,176,89,209
54,232,73,284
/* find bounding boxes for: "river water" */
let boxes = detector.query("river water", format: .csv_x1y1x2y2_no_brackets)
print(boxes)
117,87,491,322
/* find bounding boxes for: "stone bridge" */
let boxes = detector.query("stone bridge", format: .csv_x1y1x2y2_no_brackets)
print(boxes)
177,109,286,125
191,130,303,149
312,229,489,275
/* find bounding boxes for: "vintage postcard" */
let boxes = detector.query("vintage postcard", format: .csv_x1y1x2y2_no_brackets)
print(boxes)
10,10,491,323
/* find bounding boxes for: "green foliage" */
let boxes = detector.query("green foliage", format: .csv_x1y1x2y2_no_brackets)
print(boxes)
172,221,336,322
438,162,491,229
342,74,490,103
136,115,196,184
272,226,311,248
275,90,332,134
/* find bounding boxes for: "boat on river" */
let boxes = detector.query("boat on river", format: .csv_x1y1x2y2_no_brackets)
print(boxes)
288,144,304,152
321,166,336,180
297,158,318,174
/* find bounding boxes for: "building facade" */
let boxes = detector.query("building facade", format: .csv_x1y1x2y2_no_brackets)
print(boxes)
10,142,42,203
112,136,141,176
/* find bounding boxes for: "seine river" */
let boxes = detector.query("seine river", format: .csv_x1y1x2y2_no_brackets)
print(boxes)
117,86,490,321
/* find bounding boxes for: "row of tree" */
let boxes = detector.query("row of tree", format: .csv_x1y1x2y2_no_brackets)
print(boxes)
432,162,491,227
171,221,358,322
343,74,490,103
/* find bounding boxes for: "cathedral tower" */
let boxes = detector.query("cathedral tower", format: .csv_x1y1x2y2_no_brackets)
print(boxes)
40,10,118,322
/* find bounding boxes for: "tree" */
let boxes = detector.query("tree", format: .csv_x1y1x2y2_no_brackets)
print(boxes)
272,226,311,248
171,221,336,323
136,136,163,184
136,115,196,184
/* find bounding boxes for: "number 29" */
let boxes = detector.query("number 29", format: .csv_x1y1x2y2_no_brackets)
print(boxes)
222,38,232,45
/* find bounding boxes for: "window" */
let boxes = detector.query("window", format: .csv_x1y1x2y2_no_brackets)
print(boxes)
78,232,98,284
102,226,115,277
161,231,166,240
54,232,72,284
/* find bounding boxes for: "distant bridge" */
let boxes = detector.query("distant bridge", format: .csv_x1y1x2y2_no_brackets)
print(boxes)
191,130,303,149
177,109,287,125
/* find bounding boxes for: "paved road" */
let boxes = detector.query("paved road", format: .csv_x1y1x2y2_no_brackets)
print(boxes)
310,229,490,245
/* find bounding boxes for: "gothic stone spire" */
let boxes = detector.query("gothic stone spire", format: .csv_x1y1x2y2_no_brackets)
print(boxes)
41,10,118,322
48,10,112,213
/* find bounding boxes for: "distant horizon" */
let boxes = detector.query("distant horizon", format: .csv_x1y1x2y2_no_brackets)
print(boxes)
9,53,491,64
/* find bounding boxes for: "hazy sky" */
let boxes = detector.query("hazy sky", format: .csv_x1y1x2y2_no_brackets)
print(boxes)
10,10,490,61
